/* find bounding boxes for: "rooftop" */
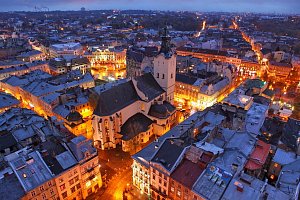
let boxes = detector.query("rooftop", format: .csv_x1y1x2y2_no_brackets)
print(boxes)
148,101,176,119
0,92,20,110
193,164,233,200
245,102,269,135
93,81,140,116
245,140,271,170
151,138,186,172
222,172,289,200
276,159,300,198
222,93,253,109
133,110,225,168
171,158,205,189
7,149,54,192
272,148,299,166
120,113,153,141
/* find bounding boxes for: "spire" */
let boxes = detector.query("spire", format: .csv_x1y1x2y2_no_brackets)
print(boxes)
159,25,172,57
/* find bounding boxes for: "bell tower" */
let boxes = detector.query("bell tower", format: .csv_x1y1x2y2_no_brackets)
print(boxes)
153,26,176,103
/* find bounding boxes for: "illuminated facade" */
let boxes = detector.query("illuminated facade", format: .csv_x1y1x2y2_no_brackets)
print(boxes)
69,136,102,199
86,47,126,65
268,61,293,79
175,74,230,111
132,160,151,195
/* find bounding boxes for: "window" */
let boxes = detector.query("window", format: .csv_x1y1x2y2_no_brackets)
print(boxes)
69,179,74,185
50,188,54,195
171,73,173,79
40,186,44,191
76,183,81,190
59,178,64,183
162,74,165,79
60,184,66,191
71,186,76,193
159,178,162,184
48,182,52,187
62,192,68,199
31,191,36,197
153,175,155,180
171,187,174,193
42,193,46,200
177,190,181,197
157,73,159,78
74,175,79,182
274,163,278,168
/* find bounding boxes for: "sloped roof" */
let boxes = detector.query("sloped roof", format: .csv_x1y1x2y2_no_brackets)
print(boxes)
126,49,144,63
171,159,205,189
176,74,198,85
120,113,153,141
0,131,17,150
281,118,300,151
245,140,271,170
93,81,140,116
148,101,176,119
151,138,186,172
134,73,165,101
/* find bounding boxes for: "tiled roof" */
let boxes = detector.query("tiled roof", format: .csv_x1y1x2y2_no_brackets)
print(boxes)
171,159,205,189
245,140,271,170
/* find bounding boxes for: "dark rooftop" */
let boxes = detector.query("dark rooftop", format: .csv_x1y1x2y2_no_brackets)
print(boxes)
120,113,153,141
176,73,198,85
0,131,17,151
135,73,165,101
281,118,300,151
93,81,140,116
148,101,176,119
151,138,186,172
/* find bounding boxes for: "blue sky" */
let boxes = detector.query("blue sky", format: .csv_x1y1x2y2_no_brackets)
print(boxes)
0,0,299,14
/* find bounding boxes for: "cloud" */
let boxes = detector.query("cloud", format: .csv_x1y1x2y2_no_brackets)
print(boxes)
0,0,299,13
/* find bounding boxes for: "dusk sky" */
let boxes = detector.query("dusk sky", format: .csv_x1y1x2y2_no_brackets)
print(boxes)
0,0,299,13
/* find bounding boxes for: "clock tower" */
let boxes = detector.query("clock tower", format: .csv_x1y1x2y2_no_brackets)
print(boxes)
153,26,176,103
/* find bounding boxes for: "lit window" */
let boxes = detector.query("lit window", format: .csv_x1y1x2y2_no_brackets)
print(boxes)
60,184,66,191
171,187,174,192
274,163,278,168
177,190,181,197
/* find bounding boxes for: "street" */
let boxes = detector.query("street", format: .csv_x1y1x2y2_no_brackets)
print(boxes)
87,146,148,200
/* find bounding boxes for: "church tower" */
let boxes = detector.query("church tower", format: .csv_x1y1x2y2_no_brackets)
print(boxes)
153,26,176,103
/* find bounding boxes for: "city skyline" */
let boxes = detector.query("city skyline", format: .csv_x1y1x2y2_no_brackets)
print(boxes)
1,0,300,14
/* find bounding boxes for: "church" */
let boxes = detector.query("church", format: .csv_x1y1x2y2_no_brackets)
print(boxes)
92,27,177,152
